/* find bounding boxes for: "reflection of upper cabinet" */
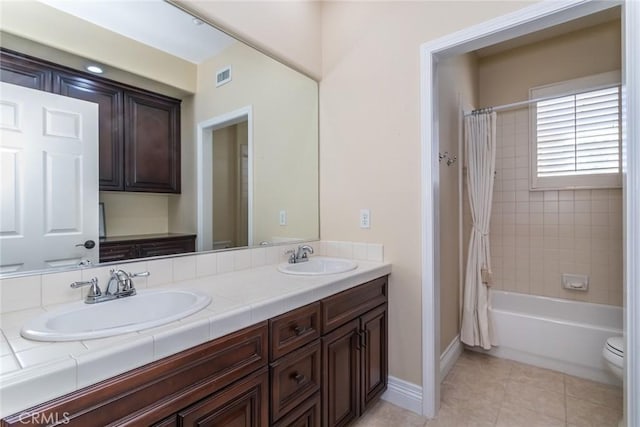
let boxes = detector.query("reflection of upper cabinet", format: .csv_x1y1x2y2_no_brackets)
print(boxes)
124,92,180,193
54,71,124,190
0,49,181,193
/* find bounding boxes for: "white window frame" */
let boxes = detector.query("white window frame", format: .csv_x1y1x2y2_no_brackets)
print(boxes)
529,71,622,190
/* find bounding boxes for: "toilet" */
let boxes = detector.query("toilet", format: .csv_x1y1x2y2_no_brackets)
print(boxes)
603,336,624,380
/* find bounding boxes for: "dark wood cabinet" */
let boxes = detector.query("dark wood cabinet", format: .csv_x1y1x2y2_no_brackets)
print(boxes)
0,48,181,193
99,234,196,263
0,50,52,91
1,276,388,427
124,91,180,193
320,277,388,427
54,71,124,190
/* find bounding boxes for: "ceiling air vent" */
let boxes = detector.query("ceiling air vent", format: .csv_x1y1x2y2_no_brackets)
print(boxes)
216,66,232,87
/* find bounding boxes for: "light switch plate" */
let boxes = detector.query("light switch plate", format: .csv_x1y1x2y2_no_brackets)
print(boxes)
279,210,287,226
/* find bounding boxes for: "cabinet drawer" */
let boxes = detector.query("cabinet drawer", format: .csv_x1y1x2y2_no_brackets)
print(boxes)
270,341,321,423
270,302,321,361
178,367,269,427
321,276,388,333
137,238,195,258
99,242,137,263
272,393,321,427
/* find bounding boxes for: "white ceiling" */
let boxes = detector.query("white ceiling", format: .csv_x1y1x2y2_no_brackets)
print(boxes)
38,0,236,64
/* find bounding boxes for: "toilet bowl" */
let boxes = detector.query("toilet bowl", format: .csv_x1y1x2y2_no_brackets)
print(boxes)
603,336,624,380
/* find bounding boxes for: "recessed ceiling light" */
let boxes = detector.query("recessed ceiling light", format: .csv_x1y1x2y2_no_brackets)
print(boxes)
192,18,203,26
86,65,104,74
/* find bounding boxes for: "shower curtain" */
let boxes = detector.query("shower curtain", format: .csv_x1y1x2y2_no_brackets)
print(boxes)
460,111,498,350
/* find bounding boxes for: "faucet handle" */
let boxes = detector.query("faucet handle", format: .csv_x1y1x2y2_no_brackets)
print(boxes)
128,271,150,278
70,277,102,298
284,249,297,263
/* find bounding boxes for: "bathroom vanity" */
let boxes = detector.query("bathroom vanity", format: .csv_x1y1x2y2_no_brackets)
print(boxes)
0,263,389,427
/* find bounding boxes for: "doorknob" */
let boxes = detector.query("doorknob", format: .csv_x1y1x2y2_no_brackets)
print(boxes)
76,240,96,249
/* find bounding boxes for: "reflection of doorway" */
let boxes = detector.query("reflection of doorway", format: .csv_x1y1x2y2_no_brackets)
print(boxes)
196,106,253,252
211,122,248,249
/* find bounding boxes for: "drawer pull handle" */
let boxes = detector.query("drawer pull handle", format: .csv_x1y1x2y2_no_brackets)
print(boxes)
292,373,306,384
293,326,306,335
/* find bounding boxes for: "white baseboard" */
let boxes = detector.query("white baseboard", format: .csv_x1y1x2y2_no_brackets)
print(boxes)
440,335,463,382
381,336,462,416
382,376,423,415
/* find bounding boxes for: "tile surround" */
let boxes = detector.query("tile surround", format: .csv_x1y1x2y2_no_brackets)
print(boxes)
0,240,383,315
464,109,624,306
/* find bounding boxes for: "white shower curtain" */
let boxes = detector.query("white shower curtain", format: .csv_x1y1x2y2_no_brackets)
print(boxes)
461,111,498,350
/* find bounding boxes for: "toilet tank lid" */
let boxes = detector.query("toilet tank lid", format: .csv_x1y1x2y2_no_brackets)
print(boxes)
606,336,624,355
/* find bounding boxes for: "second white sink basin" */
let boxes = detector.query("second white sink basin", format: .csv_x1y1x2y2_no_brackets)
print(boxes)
21,289,212,342
278,257,357,276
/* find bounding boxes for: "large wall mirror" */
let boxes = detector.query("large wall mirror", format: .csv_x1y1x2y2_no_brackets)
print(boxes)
0,0,319,276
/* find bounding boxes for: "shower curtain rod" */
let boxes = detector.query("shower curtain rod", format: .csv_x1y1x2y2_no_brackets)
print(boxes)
463,82,621,117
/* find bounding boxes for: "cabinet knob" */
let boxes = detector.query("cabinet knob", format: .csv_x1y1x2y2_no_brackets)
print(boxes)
292,373,306,384
293,325,306,336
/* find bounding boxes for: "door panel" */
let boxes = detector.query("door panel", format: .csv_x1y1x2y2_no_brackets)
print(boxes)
360,305,388,412
0,82,99,272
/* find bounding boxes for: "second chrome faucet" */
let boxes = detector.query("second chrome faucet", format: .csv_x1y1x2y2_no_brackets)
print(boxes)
285,245,314,264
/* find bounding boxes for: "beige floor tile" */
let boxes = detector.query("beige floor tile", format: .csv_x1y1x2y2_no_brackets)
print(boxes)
565,374,623,410
502,380,566,421
440,382,503,423
496,403,565,427
509,361,565,394
425,404,496,427
352,400,427,427
566,396,622,427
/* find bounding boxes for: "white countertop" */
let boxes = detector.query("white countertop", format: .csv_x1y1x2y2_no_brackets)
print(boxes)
0,259,391,418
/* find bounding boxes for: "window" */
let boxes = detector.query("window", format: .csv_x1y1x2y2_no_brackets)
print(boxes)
530,72,621,189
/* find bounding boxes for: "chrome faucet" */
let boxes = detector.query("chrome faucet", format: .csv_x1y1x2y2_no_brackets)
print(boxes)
285,245,314,264
71,269,149,304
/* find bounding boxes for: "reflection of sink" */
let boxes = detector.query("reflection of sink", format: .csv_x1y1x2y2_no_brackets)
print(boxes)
278,257,357,276
21,289,212,342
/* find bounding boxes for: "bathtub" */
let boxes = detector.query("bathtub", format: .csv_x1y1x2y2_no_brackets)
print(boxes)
479,290,623,385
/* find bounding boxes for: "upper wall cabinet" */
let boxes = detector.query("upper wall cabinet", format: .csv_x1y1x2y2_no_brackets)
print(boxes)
0,49,181,193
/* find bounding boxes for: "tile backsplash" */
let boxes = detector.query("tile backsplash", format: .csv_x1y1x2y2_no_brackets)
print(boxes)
0,240,384,315
464,108,623,306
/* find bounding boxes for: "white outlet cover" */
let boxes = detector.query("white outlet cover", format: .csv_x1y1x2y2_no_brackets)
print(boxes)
360,209,371,229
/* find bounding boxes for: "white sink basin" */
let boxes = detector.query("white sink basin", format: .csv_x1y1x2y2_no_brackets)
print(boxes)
21,289,212,342
278,257,357,276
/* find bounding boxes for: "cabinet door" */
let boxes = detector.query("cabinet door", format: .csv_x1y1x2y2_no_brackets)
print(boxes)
54,72,124,190
321,319,360,427
178,367,269,427
0,49,52,91
124,91,180,193
360,304,388,413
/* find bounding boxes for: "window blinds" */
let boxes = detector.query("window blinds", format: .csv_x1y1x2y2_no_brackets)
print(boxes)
535,86,621,178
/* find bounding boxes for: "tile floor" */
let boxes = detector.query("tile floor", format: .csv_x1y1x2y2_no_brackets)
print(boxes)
353,350,622,427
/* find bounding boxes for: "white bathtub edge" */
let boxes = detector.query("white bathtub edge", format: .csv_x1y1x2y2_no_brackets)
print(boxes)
468,344,622,386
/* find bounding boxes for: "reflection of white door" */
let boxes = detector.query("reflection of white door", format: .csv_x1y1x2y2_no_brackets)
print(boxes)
0,82,99,273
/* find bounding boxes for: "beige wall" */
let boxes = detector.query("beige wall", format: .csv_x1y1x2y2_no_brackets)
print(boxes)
193,41,319,245
99,192,169,237
0,1,196,93
467,19,623,306
436,55,478,353
319,1,536,386
179,0,322,80
477,20,621,107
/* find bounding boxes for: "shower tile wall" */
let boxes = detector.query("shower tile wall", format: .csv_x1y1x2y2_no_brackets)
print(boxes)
464,109,623,306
